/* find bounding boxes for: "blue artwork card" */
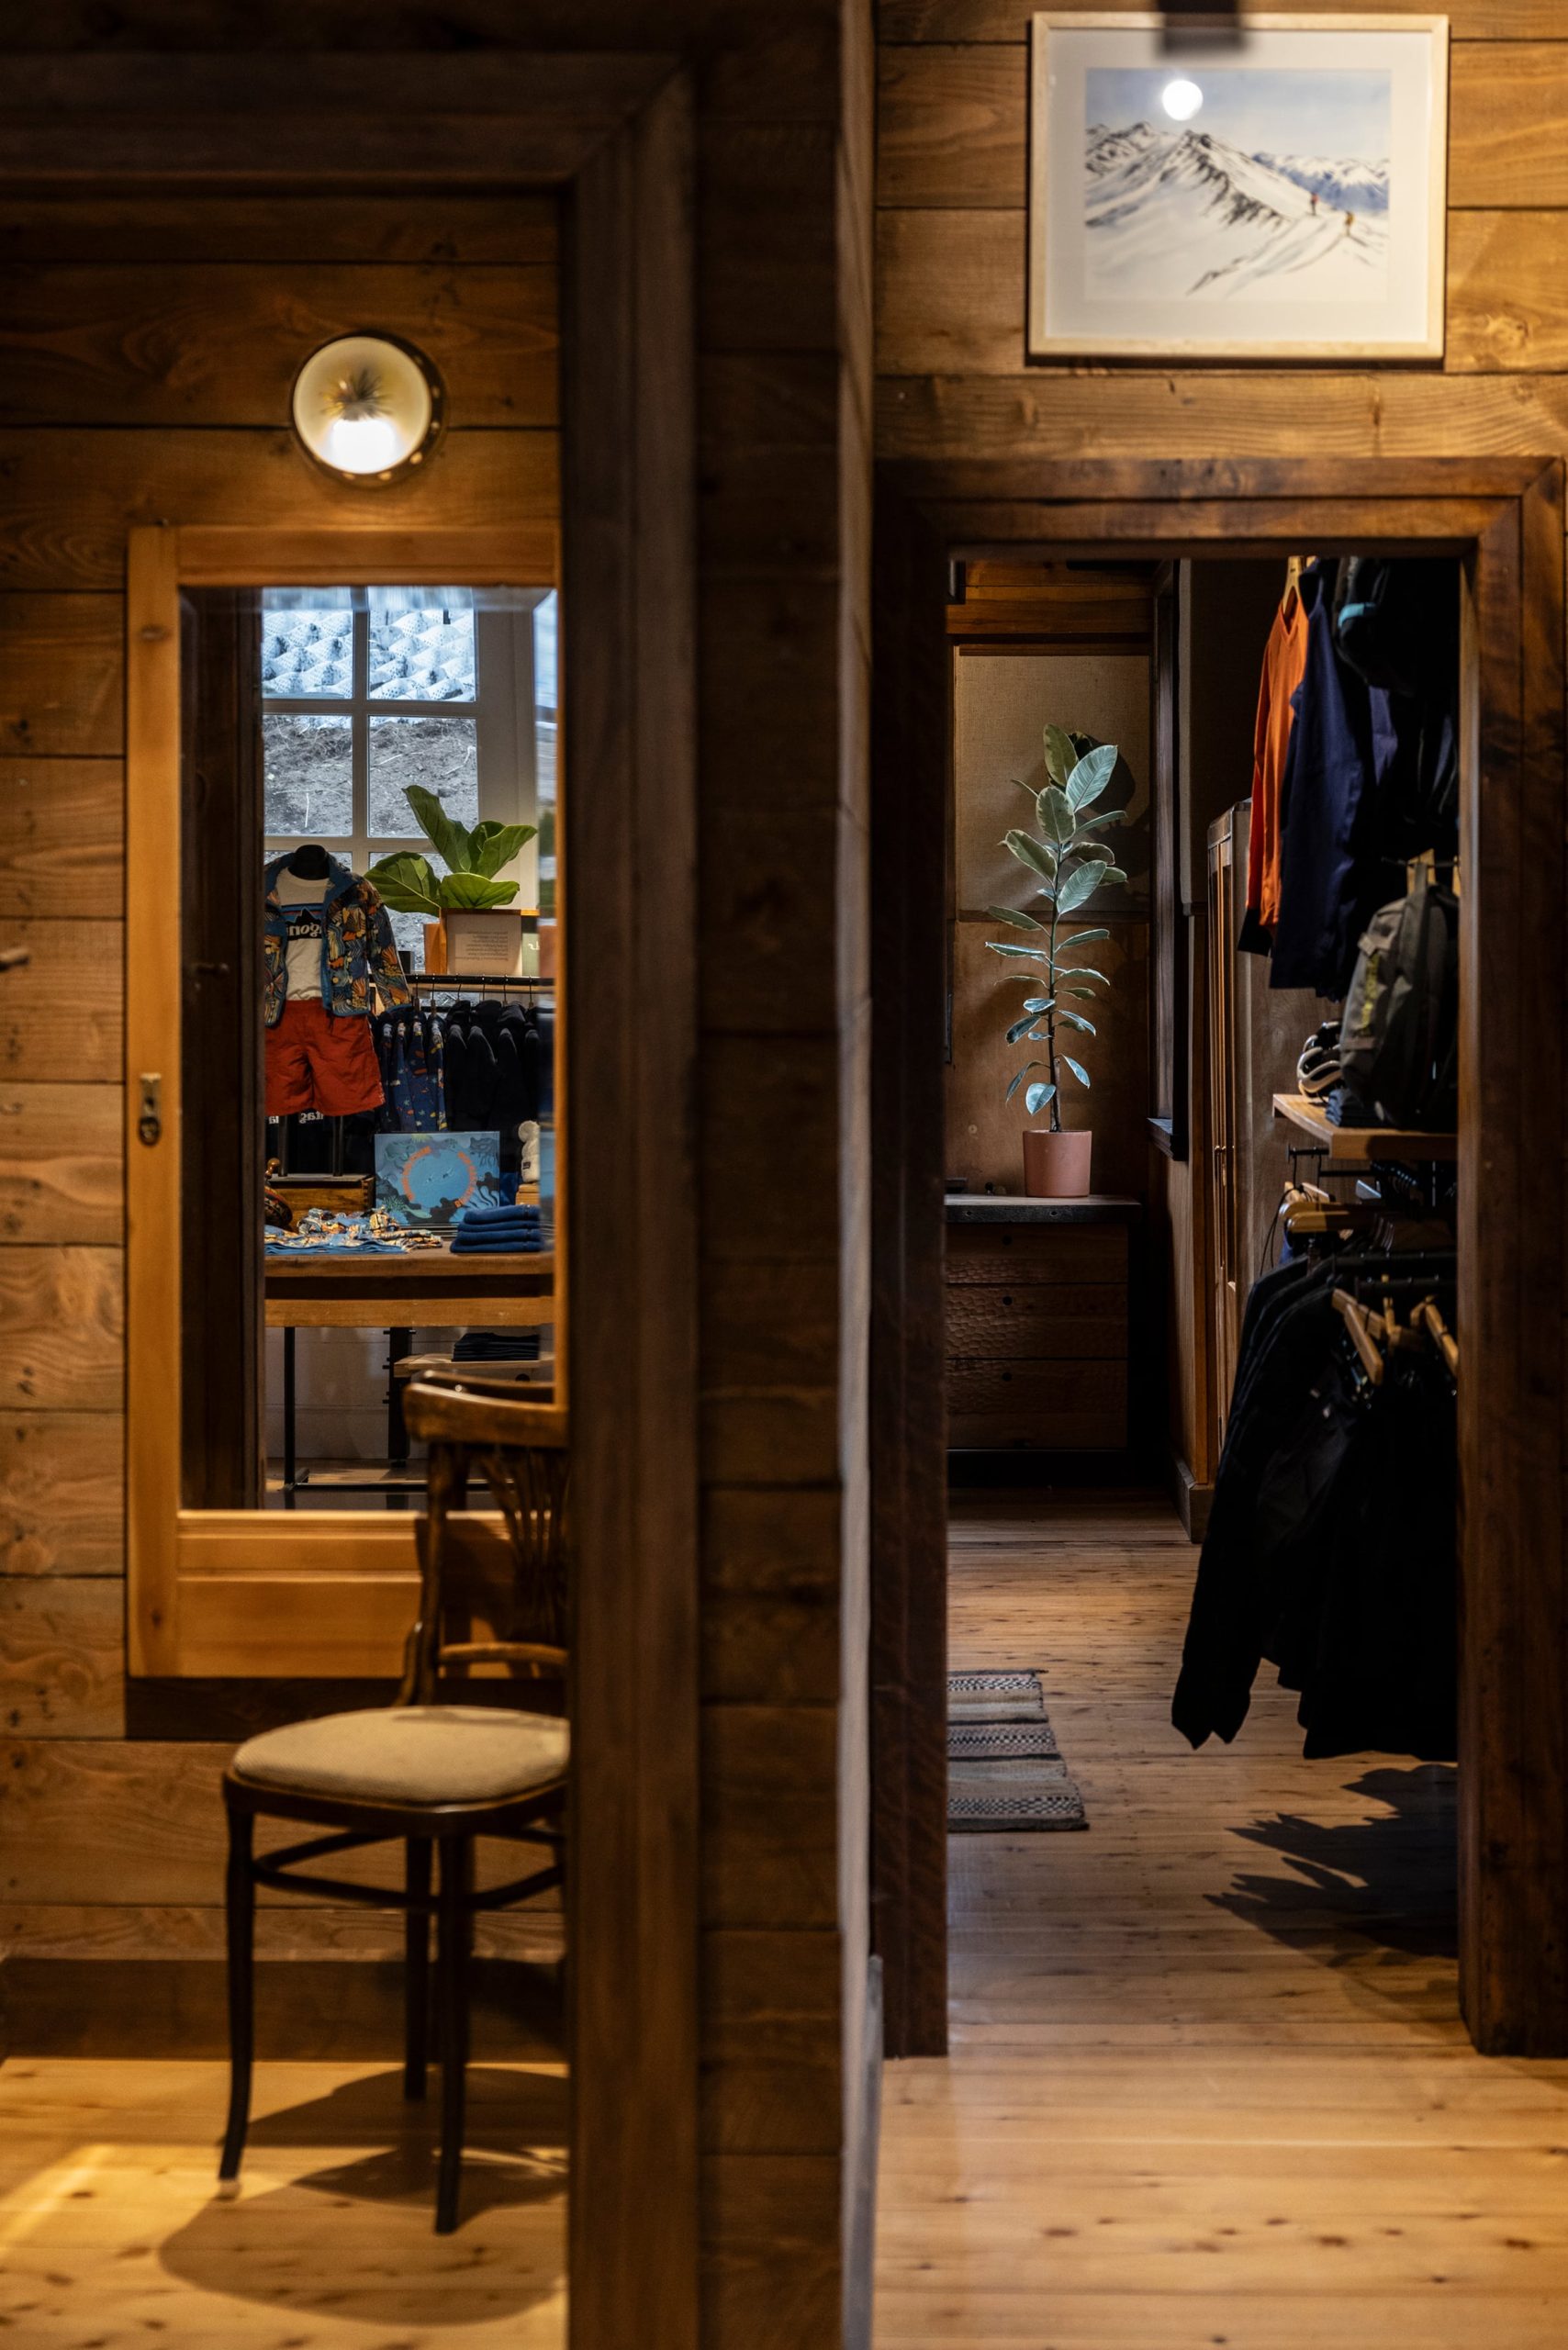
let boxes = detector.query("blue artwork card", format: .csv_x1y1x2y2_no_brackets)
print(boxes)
375,1132,507,1231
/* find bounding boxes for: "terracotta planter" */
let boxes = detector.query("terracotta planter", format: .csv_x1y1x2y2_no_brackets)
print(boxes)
1023,1128,1092,1199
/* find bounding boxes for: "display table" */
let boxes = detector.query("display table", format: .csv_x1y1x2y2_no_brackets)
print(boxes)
264,1247,555,1505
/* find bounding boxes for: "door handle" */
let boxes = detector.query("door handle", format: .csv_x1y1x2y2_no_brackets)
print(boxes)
138,1073,162,1147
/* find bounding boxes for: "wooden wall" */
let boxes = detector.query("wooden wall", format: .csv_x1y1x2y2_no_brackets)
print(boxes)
877,0,1568,1520
0,190,561,1966
0,8,876,2344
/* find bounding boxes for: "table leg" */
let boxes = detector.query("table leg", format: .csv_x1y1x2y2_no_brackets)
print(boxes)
282,1325,297,1510
387,1326,413,1512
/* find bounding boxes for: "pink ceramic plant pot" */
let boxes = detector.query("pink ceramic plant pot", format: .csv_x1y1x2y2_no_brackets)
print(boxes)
1022,1128,1092,1199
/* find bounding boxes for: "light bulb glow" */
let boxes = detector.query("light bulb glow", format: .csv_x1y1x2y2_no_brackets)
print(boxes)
1161,77,1204,123
328,413,400,473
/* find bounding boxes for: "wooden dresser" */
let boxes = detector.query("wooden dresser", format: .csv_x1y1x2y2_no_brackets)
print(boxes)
946,1195,1139,1459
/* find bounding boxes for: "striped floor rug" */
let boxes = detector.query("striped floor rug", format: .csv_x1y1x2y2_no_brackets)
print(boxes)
948,1669,1088,1832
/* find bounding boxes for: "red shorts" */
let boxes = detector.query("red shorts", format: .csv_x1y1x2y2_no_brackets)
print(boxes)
265,999,385,1118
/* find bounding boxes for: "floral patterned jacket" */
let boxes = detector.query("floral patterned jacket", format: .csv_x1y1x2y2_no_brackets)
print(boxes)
263,853,413,1026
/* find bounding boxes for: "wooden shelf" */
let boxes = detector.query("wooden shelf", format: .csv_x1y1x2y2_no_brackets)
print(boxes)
1271,1092,1458,1163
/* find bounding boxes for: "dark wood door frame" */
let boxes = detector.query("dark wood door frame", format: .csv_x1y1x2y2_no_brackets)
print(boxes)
4,55,700,2347
871,456,1568,2060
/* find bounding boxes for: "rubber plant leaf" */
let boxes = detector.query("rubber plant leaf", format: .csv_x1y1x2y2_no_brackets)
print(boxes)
364,852,442,916
1055,864,1104,914
1059,927,1110,947
1043,725,1076,789
1063,1055,1092,1088
1036,785,1078,846
986,942,1051,961
988,903,1045,931
1057,1009,1096,1035
1006,1013,1046,1046
1076,808,1128,835
1005,1062,1044,1104
1057,967,1109,987
403,783,472,872
1067,743,1118,811
1005,830,1058,885
1025,1081,1057,1116
439,870,521,911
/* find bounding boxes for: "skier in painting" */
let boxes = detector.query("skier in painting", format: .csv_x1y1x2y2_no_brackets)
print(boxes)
1310,190,1318,215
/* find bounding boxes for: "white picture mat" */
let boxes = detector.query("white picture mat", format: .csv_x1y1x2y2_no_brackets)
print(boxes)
1028,13,1449,360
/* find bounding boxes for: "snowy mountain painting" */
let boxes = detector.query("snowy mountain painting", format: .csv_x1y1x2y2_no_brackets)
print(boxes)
1082,66,1392,305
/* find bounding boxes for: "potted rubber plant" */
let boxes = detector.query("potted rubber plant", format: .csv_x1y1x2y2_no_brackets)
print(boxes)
366,785,537,973
987,726,1128,1199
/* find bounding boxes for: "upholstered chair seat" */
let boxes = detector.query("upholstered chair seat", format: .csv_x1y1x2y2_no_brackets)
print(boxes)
232,1707,569,1808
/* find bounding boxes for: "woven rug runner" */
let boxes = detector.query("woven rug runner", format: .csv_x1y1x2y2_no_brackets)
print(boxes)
948,1669,1088,1832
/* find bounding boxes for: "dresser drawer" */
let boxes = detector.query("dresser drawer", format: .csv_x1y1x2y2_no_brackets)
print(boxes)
946,1222,1128,1286
946,1283,1126,1361
947,1357,1128,1451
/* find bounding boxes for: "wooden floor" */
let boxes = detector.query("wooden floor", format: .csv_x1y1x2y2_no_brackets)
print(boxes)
876,1492,1568,2349
0,2057,566,2345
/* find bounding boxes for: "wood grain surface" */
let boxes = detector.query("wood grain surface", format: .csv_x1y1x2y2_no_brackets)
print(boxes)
0,263,559,428
875,1495,1568,2349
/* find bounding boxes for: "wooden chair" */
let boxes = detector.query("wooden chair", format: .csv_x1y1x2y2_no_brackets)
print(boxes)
218,1381,569,2233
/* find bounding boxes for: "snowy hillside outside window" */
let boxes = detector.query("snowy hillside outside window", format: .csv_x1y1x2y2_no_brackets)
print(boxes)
262,588,551,968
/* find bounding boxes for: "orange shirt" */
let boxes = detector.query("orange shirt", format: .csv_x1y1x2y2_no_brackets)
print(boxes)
1247,585,1310,932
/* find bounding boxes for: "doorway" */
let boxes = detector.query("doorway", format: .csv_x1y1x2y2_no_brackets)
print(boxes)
870,456,1568,2066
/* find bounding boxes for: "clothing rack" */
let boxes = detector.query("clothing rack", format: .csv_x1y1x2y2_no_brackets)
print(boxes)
408,973,554,999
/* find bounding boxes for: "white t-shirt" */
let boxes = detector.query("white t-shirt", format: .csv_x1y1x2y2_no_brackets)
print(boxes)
276,867,331,1004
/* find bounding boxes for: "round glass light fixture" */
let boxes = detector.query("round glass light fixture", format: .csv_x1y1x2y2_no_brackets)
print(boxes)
1160,76,1204,123
290,333,446,487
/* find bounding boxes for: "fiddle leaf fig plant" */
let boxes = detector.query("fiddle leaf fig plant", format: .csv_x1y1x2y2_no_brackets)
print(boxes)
365,784,537,916
987,726,1128,1136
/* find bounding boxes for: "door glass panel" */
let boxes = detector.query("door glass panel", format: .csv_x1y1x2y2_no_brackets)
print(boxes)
367,605,476,701
367,715,480,834
263,712,353,836
261,602,354,698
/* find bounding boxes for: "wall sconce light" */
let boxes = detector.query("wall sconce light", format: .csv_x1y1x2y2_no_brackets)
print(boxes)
291,333,446,487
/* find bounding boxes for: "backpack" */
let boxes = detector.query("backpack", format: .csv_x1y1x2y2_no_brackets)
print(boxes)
1336,866,1458,1131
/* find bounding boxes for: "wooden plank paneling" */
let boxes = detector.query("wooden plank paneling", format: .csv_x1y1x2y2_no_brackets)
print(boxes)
880,209,1568,391
946,1356,1126,1415
701,1927,843,2155
878,0,1563,35
0,193,559,266
0,1246,122,1411
879,367,1568,464
878,44,1023,209
1450,44,1568,207
702,1705,840,1930
0,1083,121,1243
0,923,121,1082
702,1487,843,1706
0,1410,123,1575
879,45,1568,213
0,263,559,428
0,756,121,917
701,2152,843,2345
0,430,559,592
0,597,122,755
0,1576,123,1735
0,1900,559,1960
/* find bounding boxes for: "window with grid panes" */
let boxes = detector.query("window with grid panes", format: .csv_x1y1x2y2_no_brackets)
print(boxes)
261,589,553,969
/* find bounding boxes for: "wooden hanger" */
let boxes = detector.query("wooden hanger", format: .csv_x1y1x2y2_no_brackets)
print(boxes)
1416,1299,1460,1378
1332,1288,1385,1385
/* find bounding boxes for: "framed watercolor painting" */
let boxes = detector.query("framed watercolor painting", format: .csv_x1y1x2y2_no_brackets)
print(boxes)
1027,14,1449,362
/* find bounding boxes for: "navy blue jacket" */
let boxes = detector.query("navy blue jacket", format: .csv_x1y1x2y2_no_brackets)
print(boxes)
1270,562,1392,999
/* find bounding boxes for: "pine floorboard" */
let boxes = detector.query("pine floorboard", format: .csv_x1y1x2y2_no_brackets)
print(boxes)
0,2056,566,2345
874,1491,1568,2348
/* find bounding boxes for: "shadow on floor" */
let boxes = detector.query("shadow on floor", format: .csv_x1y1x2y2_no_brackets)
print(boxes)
1212,1762,1460,1971
158,2065,566,2321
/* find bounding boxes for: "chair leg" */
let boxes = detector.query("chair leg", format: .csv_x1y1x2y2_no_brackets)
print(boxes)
218,1806,255,2186
434,1834,471,2233
404,1838,431,2102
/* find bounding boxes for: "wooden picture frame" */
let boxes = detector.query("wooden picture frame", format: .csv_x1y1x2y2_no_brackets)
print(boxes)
1027,13,1450,362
